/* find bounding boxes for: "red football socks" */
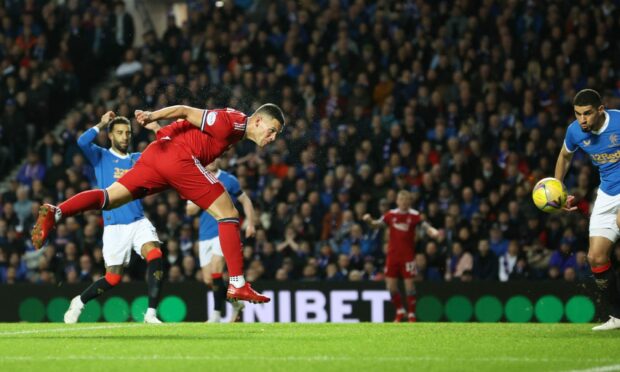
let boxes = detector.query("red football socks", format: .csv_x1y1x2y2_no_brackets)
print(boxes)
407,295,417,315
217,218,244,277
59,189,106,218
391,291,403,311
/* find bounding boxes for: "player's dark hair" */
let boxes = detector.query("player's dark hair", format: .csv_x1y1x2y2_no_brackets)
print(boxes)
255,103,285,133
573,89,602,107
108,116,131,132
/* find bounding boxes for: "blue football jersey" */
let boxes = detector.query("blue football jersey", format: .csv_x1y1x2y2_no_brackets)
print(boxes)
199,170,242,240
564,109,620,196
77,127,145,225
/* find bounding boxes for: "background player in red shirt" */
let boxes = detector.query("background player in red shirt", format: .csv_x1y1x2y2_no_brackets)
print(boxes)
32,103,285,304
363,190,439,322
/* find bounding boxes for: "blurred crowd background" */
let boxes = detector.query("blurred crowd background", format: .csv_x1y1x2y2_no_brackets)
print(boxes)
2,0,620,286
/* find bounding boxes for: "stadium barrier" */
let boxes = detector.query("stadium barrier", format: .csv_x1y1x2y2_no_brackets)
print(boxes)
3,281,598,323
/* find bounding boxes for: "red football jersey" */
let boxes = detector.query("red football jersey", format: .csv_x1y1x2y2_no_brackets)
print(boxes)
381,208,422,260
156,108,247,165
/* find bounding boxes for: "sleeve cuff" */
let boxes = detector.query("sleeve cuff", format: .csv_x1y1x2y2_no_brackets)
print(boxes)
200,110,208,131
92,126,100,133
563,141,576,153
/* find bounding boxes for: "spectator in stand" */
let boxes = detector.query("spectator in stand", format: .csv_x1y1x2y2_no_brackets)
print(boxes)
473,239,498,281
445,241,473,282
549,240,577,276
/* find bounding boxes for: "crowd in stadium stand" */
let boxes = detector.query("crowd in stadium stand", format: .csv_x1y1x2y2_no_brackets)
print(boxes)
2,0,620,286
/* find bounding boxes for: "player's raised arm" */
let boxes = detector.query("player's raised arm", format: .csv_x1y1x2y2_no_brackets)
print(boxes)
77,111,115,163
363,213,385,229
135,105,205,128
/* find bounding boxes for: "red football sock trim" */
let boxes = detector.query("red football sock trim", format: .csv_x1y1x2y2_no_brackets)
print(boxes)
59,189,106,217
591,262,612,274
211,273,223,279
217,219,244,276
104,272,122,286
146,248,162,262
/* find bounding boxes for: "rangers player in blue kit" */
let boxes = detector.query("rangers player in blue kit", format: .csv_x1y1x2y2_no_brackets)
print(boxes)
186,159,256,322
63,111,164,324
556,89,620,330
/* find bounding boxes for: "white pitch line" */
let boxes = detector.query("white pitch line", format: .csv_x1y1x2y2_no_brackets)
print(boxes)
563,365,620,372
0,355,617,364
0,324,144,336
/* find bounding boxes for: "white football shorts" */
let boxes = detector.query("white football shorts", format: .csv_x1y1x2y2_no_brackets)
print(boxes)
199,236,223,268
590,189,620,242
102,218,160,266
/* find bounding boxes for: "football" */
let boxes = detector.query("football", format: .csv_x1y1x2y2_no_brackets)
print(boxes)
532,177,568,213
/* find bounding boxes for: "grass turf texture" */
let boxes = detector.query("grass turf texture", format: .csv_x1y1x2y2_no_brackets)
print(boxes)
0,323,617,371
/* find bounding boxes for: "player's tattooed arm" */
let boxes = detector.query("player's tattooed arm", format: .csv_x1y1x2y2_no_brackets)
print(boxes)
362,214,384,229
135,105,204,128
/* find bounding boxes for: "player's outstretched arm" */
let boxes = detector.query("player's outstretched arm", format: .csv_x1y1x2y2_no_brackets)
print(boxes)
135,105,205,128
421,221,440,239
363,213,384,229
554,145,578,212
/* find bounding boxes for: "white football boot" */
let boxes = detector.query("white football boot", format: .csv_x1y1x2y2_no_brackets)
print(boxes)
143,308,162,324
207,310,222,323
229,301,245,323
592,316,620,331
64,296,84,324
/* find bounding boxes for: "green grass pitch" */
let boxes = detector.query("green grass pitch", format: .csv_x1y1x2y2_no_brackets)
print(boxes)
0,323,618,371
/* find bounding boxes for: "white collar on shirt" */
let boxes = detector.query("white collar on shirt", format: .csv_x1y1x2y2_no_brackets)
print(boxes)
109,147,130,159
592,110,610,135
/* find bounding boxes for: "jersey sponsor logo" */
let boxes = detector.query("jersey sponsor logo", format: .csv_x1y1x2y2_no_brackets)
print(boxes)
392,221,410,232
206,111,217,126
590,149,620,164
113,167,130,179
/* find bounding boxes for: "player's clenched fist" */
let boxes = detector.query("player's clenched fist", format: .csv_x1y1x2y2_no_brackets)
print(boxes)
134,110,152,125
101,111,116,124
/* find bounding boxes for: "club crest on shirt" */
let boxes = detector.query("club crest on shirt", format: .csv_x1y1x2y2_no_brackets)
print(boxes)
582,139,591,147
206,111,217,126
609,134,620,147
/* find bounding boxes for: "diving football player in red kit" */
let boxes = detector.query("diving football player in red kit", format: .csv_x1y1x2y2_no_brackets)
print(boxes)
32,103,284,303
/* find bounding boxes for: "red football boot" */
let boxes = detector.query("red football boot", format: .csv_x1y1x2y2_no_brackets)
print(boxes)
408,313,417,323
227,283,270,303
31,204,59,250
393,311,406,323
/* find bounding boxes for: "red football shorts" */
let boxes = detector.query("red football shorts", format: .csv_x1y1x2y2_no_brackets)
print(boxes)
385,256,417,279
118,139,225,209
